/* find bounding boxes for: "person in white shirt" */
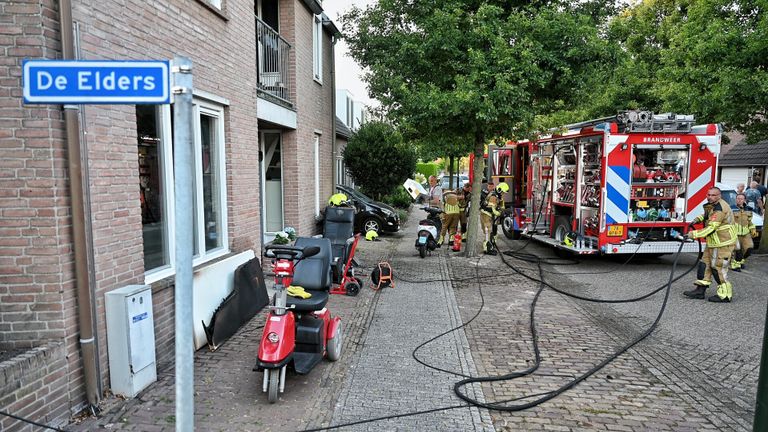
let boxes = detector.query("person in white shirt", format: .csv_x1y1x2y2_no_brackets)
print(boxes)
427,175,443,209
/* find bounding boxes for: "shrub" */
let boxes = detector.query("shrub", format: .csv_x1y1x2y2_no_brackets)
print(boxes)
380,186,413,209
343,122,417,199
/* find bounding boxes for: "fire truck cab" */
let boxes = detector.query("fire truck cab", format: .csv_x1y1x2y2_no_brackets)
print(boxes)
482,111,721,255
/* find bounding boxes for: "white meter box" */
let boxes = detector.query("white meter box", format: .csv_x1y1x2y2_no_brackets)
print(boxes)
106,285,157,397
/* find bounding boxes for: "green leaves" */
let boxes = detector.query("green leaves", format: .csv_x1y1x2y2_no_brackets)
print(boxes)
342,122,417,198
342,2,610,144
574,0,768,142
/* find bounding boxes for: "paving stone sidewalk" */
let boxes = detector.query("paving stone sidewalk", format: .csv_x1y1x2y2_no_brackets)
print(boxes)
322,211,493,431
68,229,398,432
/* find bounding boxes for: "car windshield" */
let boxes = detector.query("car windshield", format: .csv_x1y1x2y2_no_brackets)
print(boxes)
338,186,371,204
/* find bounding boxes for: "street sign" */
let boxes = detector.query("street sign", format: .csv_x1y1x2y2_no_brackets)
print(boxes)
22,60,171,104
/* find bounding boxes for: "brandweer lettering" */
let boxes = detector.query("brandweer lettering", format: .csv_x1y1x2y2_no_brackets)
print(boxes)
642,137,681,143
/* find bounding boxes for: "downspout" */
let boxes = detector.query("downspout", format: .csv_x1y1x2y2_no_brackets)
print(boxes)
60,0,100,409
330,35,337,189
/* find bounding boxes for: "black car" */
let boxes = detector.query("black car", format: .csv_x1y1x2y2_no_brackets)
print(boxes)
336,185,400,234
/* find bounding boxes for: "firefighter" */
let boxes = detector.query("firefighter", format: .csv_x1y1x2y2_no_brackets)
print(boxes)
458,182,471,241
480,182,509,255
438,190,461,246
730,193,758,272
684,187,738,303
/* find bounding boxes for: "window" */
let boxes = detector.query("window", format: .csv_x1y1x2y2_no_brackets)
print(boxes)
195,104,227,255
313,15,323,82
314,134,321,216
137,99,229,283
137,105,173,274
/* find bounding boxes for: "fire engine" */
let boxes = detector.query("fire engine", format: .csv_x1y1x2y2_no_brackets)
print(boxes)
471,111,722,255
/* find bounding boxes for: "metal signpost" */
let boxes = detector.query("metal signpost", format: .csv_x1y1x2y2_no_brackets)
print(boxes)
170,57,194,432
23,57,195,431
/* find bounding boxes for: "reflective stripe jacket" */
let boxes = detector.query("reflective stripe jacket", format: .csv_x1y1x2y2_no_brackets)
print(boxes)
733,205,756,236
480,191,502,217
690,199,737,247
443,192,460,215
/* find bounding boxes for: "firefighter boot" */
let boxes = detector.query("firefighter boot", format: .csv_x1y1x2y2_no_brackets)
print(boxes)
683,285,707,299
484,241,497,256
730,259,742,272
708,282,732,303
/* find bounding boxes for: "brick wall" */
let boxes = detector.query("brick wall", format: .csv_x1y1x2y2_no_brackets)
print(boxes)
0,343,69,432
1,0,263,427
282,0,335,236
71,0,262,389
1,0,337,428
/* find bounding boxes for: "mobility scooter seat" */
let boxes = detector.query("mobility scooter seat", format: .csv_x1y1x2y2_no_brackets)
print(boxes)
323,205,356,282
288,237,333,312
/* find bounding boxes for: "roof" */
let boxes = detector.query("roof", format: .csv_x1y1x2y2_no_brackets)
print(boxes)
719,140,768,167
335,117,352,139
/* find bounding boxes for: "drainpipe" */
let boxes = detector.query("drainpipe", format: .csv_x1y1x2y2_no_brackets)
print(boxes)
330,35,337,189
60,0,100,409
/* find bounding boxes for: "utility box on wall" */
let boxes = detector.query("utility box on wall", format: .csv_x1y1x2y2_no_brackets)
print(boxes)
105,285,157,397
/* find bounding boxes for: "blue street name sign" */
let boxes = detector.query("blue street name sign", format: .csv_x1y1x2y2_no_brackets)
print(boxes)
23,60,171,104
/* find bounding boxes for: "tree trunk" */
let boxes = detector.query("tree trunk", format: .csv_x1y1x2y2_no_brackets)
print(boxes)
464,133,485,257
449,155,455,189
760,223,768,252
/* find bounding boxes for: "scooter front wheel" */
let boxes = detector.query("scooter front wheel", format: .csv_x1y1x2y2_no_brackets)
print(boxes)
418,244,427,258
267,368,280,403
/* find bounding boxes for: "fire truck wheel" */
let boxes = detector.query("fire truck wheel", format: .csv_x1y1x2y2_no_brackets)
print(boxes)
501,215,521,240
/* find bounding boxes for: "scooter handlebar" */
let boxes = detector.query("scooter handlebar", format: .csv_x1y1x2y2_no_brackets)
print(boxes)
265,244,319,260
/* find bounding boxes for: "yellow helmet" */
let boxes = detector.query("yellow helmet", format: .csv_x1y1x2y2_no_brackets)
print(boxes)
365,230,379,241
329,193,348,206
496,182,510,194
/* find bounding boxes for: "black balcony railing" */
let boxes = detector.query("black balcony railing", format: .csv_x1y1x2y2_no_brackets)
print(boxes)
256,18,293,107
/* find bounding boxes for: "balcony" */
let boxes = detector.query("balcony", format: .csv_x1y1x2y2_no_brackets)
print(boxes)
257,17,293,108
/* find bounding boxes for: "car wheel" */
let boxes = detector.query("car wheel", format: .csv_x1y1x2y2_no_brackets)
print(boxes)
363,218,381,233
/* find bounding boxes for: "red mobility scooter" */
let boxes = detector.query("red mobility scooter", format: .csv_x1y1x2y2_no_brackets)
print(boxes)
258,237,343,403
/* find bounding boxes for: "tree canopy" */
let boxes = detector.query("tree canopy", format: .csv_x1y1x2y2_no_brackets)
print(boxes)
342,1,613,255
575,0,768,142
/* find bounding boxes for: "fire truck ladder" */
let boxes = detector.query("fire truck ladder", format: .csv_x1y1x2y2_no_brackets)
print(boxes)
552,111,696,134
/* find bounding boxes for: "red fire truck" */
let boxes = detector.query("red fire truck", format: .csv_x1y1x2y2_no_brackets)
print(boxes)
472,111,722,255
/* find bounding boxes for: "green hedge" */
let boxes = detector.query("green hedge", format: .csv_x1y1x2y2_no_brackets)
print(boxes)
416,162,439,179
380,186,413,209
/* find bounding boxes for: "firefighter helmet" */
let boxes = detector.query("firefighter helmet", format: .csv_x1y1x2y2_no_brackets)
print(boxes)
496,182,510,194
329,193,348,206
563,231,578,247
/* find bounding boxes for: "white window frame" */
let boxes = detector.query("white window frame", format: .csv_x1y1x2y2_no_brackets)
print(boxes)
144,99,229,284
313,15,323,83
314,134,321,217
193,100,229,265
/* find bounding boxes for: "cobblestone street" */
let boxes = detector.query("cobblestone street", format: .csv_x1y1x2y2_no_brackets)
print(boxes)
70,207,764,431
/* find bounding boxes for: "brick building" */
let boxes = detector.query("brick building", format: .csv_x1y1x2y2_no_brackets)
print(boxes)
0,0,339,430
